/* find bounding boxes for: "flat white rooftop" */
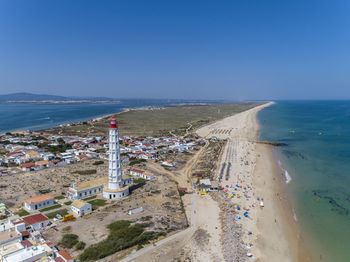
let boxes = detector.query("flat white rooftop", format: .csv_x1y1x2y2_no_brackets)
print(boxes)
2,244,52,262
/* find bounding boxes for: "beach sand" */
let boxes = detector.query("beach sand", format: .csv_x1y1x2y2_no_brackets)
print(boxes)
121,102,310,262
196,102,311,262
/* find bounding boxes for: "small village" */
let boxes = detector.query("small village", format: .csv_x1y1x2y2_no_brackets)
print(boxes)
0,123,209,262
0,131,200,176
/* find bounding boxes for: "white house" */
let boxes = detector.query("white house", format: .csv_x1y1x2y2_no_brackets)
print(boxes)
22,214,50,231
0,241,53,262
42,152,55,160
20,162,35,172
130,169,154,180
15,157,27,165
162,160,175,167
23,194,55,211
66,177,105,200
71,200,92,216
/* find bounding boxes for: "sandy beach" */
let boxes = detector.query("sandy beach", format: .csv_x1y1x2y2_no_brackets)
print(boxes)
124,102,311,262
196,102,311,262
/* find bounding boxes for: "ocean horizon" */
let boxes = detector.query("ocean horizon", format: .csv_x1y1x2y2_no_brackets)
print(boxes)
259,101,350,262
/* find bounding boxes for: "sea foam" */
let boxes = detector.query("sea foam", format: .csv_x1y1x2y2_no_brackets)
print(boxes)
284,169,292,184
292,208,298,222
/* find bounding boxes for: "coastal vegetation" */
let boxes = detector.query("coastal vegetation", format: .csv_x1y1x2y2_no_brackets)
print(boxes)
78,220,164,261
133,178,146,184
92,160,104,165
129,158,147,166
43,103,262,137
60,233,79,249
73,169,97,175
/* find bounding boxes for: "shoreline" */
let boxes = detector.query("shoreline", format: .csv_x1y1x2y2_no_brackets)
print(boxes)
254,105,312,262
1,103,216,135
6,109,129,136
2,106,159,135
196,102,310,261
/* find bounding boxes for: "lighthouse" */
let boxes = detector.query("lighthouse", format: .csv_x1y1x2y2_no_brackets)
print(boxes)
103,117,132,200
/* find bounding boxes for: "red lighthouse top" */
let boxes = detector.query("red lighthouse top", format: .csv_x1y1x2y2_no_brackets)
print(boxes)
109,117,118,129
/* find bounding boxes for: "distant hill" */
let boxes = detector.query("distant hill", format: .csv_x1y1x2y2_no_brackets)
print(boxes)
0,92,234,104
0,92,119,103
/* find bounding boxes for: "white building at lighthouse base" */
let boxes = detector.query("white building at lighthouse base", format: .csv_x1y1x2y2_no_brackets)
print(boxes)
103,178,132,200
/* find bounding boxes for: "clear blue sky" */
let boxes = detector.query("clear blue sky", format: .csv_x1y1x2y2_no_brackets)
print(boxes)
1,0,350,100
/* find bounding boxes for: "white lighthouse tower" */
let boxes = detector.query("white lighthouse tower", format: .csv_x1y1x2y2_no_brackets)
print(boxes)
103,117,131,200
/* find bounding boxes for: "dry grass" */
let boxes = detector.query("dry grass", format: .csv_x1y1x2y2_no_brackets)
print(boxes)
43,103,262,137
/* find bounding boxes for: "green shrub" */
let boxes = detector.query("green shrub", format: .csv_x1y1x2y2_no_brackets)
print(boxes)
15,208,29,217
74,169,97,175
64,201,72,205
83,195,97,201
76,241,86,250
54,195,65,200
40,204,62,212
88,199,107,210
129,158,147,166
60,234,79,249
133,178,146,184
79,220,159,261
92,160,104,166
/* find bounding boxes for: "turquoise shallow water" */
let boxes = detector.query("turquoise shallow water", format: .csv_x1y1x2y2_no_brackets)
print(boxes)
258,101,350,262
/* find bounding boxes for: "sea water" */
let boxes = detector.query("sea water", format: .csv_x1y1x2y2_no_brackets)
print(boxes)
258,101,350,262
0,101,185,133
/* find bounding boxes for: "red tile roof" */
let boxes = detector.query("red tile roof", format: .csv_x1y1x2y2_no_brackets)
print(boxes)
24,194,54,205
13,220,25,225
20,231,30,237
20,162,35,168
54,257,65,262
21,240,33,247
131,168,145,174
6,151,22,156
22,214,49,225
58,250,73,261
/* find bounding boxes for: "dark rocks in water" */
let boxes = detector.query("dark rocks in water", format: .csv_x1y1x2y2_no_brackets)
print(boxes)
257,141,288,146
282,150,308,160
312,189,350,217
